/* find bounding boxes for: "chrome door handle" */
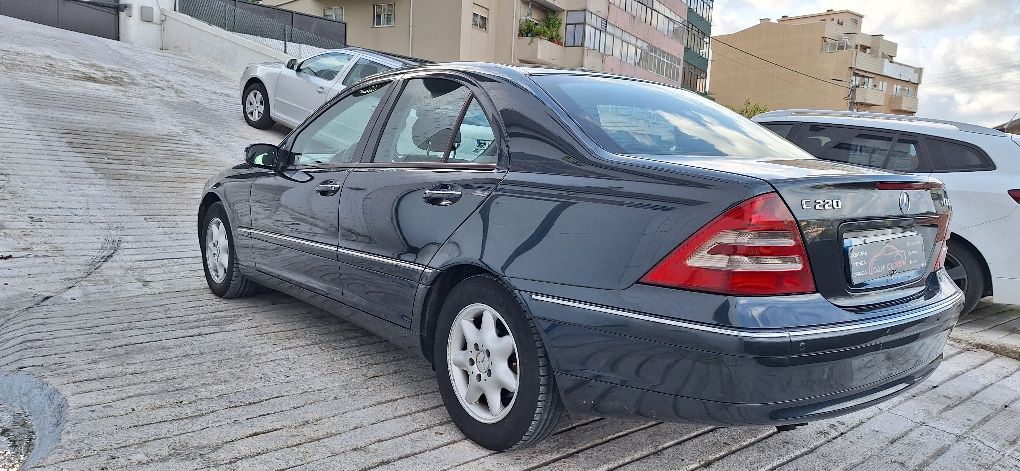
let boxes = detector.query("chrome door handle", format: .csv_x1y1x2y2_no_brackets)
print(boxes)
316,180,343,196
317,86,326,94
423,189,463,206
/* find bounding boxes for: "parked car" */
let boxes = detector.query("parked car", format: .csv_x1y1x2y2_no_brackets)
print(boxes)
200,64,962,450
240,47,423,129
754,110,1020,313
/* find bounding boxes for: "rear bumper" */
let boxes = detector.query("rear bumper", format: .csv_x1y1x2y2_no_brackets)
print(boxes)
525,274,963,425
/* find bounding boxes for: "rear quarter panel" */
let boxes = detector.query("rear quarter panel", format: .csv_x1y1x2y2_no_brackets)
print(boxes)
427,78,764,291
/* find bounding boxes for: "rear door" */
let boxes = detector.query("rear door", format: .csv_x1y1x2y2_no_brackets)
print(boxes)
274,51,354,125
336,75,507,327
248,80,394,295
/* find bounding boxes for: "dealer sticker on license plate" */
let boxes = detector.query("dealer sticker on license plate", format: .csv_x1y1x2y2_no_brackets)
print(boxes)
846,232,927,285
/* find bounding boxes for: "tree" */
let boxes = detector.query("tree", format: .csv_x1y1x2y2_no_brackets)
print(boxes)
728,99,769,119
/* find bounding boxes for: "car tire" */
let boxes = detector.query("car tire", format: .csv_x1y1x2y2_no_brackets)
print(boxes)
242,82,274,130
434,274,564,451
201,202,259,298
945,240,984,315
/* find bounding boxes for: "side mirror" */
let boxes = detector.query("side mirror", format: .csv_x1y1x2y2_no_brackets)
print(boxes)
286,58,298,70
245,143,282,169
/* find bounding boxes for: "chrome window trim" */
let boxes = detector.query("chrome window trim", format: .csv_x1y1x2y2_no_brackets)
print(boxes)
237,227,428,272
530,290,962,339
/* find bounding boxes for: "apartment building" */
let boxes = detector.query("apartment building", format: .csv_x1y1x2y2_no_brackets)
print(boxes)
262,0,713,92
710,9,923,115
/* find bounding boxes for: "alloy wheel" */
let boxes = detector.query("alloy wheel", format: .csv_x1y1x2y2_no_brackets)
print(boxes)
944,251,968,293
245,90,265,121
447,303,520,423
205,218,229,284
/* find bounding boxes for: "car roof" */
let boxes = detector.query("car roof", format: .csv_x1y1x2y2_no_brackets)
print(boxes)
754,109,1008,138
312,47,428,67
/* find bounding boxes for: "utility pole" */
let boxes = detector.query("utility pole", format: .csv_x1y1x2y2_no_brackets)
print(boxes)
848,35,858,111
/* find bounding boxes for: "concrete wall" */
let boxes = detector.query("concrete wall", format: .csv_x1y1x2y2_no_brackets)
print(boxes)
120,8,293,80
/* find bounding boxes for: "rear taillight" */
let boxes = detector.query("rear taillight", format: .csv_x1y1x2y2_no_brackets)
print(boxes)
640,193,816,296
1009,189,1020,204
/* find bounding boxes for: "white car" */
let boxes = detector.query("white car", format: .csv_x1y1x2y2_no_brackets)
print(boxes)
240,47,420,129
755,110,1020,313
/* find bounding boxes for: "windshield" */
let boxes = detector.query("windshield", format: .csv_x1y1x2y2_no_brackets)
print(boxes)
534,74,813,159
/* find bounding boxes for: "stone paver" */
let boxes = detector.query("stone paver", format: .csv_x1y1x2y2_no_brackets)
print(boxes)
1,15,1020,471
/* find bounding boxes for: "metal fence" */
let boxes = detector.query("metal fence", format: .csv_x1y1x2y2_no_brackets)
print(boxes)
175,0,346,56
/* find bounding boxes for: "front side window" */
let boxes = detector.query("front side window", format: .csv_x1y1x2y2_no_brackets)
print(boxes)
342,58,393,87
374,78,497,164
298,52,353,81
290,82,391,166
373,3,395,27
534,75,811,159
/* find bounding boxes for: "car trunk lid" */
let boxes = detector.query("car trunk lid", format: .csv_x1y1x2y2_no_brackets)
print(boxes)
634,155,951,309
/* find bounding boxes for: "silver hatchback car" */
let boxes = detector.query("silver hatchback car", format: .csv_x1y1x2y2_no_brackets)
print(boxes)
240,47,422,129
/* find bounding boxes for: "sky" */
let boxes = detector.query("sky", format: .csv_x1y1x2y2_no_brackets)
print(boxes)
710,0,1020,127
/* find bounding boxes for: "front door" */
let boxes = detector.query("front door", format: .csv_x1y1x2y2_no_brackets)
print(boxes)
337,76,507,326
248,80,394,296
273,51,354,125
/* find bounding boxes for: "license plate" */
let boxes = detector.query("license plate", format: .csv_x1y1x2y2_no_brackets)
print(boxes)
846,232,927,285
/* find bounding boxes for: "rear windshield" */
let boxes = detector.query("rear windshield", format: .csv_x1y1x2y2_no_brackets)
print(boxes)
534,75,811,159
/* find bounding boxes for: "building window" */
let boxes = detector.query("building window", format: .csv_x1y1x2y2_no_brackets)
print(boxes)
564,10,585,46
575,11,684,83
373,3,395,27
324,7,343,21
682,62,707,93
893,85,914,97
607,0,687,45
472,4,488,31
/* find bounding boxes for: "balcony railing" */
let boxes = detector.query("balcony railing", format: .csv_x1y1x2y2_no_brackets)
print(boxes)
855,87,886,106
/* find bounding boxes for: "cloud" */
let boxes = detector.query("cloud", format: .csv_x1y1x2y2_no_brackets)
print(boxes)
711,0,1020,126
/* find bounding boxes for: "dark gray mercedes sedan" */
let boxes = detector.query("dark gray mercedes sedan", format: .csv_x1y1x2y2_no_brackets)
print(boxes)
198,63,963,450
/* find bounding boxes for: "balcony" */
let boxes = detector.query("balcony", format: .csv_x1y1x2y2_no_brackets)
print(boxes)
516,36,565,66
855,87,886,106
854,53,885,76
891,94,919,113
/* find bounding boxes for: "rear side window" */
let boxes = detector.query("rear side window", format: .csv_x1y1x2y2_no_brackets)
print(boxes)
374,78,498,164
342,58,393,87
926,138,995,172
799,125,928,172
534,75,811,159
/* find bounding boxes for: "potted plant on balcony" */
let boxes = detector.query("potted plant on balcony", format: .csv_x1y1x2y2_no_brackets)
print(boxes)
519,14,563,46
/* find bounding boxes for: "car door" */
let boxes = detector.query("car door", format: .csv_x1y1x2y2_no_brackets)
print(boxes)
273,51,354,125
247,80,395,296
336,75,508,327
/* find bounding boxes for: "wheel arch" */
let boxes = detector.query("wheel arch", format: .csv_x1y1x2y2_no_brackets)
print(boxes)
197,192,223,240
949,233,992,296
243,77,266,95
419,263,519,367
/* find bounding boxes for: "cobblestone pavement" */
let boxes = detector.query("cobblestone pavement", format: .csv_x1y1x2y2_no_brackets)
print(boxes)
1,15,1019,471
